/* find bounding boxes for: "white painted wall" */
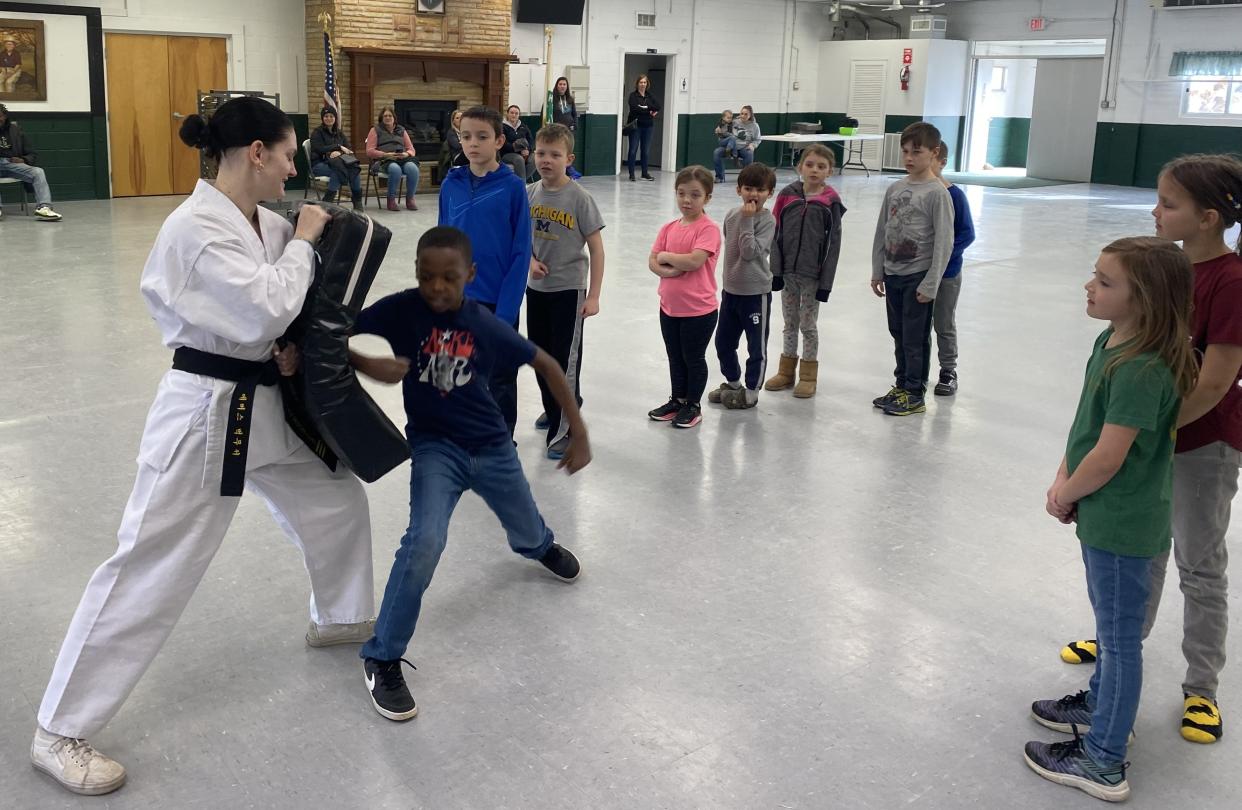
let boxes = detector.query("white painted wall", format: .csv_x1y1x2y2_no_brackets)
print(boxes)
14,0,307,113
943,0,1242,129
976,58,1036,119
816,39,968,119
511,0,832,117
0,10,91,112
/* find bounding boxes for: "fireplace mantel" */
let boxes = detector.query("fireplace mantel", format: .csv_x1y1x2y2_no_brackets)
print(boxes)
343,47,513,147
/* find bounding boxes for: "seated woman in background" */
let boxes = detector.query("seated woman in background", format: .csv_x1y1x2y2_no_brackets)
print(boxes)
310,106,362,207
366,106,420,211
501,105,535,181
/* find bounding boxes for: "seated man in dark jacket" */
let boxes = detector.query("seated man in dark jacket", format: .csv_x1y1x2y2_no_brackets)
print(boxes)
0,103,63,221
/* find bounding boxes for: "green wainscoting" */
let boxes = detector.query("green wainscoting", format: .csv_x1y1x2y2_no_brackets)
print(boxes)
983,116,1030,169
1092,121,1242,188
675,112,851,171
0,113,108,202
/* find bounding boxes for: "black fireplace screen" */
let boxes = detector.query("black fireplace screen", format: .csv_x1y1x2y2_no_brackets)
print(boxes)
393,100,459,160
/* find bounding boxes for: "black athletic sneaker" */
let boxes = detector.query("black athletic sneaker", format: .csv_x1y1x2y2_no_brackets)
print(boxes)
534,412,550,430
1023,731,1129,802
648,398,681,421
934,369,958,396
1032,690,1094,734
538,543,581,581
673,402,703,428
363,657,418,721
872,386,901,408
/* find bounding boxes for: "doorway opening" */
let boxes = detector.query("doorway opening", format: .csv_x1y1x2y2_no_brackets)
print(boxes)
620,53,672,175
962,39,1105,182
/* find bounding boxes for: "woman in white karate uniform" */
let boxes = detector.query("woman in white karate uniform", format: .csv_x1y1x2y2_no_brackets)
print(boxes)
31,97,376,796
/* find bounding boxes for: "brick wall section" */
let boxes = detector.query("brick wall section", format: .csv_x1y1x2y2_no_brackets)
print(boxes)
306,0,512,138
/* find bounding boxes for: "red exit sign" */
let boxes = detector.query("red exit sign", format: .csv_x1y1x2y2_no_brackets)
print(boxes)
1029,16,1047,31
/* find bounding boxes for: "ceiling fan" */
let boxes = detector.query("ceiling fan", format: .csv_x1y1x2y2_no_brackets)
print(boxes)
856,0,946,11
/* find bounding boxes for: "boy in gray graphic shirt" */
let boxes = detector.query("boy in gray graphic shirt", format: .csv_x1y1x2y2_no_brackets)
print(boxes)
526,124,606,459
870,121,954,416
709,162,778,410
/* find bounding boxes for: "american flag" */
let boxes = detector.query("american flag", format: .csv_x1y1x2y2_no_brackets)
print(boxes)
322,31,340,116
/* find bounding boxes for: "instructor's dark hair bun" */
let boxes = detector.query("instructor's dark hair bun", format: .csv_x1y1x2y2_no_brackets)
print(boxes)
178,114,213,151
177,96,293,161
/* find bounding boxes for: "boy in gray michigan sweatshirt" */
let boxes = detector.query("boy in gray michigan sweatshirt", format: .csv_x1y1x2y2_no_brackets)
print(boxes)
709,162,778,410
870,121,954,416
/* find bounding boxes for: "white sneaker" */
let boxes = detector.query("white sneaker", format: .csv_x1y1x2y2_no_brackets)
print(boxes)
305,618,375,647
34,204,62,221
30,727,126,795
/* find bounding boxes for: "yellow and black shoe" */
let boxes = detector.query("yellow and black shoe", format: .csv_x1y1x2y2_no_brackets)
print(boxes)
1060,639,1098,665
1182,694,1223,744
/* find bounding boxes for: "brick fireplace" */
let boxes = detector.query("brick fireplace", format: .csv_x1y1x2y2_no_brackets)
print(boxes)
306,0,515,190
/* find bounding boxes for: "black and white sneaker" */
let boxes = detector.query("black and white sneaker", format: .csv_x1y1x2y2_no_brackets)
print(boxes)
538,543,581,581
363,657,418,721
648,398,681,422
34,204,63,221
934,369,958,396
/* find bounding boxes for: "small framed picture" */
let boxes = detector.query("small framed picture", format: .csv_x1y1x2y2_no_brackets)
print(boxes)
0,18,48,102
417,0,445,14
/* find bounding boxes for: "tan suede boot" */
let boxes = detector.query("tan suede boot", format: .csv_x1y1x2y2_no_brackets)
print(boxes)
793,359,818,398
764,354,798,391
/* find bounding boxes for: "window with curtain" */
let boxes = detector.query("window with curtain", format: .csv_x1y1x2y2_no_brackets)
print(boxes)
1170,51,1242,116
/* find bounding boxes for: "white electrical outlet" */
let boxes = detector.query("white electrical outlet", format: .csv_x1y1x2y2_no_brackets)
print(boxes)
792,81,800,91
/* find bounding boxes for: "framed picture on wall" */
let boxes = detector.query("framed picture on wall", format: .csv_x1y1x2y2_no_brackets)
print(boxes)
417,0,446,14
0,18,48,102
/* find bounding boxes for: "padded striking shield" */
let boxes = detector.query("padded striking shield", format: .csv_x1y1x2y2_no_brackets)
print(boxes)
281,202,410,482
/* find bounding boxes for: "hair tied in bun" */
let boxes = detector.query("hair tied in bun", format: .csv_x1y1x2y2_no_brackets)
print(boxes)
178,114,212,152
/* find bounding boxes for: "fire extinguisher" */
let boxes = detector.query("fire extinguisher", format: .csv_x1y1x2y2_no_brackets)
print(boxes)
899,64,911,92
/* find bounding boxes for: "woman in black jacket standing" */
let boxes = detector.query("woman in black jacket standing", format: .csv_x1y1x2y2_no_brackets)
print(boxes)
309,107,362,207
547,76,577,130
625,74,660,181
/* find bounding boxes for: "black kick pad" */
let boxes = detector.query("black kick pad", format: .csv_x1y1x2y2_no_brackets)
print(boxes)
280,202,410,482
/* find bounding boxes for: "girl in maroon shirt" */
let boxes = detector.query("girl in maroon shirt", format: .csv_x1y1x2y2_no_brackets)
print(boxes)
1062,154,1242,745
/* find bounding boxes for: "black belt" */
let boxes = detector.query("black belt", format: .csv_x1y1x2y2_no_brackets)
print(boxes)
172,346,282,497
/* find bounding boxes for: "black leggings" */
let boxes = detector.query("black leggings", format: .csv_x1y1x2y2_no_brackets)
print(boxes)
659,310,718,405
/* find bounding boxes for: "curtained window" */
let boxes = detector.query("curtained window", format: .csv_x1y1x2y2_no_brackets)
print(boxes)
1171,52,1242,116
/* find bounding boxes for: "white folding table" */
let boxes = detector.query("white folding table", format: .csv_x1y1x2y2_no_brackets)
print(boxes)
762,132,887,176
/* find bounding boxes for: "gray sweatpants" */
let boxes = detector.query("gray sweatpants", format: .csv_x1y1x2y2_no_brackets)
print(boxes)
1143,441,1242,699
933,274,961,371
780,274,821,361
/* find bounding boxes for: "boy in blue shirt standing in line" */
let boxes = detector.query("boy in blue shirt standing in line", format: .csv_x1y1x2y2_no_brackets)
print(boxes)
438,105,533,436
931,141,976,396
349,226,591,722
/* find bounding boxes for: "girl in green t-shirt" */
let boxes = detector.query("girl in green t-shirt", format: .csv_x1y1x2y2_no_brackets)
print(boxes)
1025,236,1196,802
1060,154,1242,747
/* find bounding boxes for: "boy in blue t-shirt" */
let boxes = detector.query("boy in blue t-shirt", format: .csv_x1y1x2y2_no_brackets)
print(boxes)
930,142,975,396
348,226,591,722
438,105,533,436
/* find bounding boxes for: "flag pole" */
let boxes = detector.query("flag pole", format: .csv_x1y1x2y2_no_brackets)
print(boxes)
543,25,554,127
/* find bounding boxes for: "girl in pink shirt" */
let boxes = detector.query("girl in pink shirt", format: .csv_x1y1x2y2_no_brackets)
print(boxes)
647,166,722,429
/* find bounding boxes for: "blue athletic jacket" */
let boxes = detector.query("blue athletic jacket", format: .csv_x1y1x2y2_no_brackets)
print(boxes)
437,164,532,324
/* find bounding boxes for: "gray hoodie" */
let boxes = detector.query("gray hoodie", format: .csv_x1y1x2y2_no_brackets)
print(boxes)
732,119,761,148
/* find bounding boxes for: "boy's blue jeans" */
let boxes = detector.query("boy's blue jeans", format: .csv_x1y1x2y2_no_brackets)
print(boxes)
1081,542,1152,767
0,157,52,205
360,436,555,662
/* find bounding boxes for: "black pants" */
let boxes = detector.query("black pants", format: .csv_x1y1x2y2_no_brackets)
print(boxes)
714,291,771,391
526,287,585,445
480,302,520,436
884,271,934,396
660,310,718,405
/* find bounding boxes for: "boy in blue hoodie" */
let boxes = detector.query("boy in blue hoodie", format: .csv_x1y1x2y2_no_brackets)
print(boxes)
438,105,533,436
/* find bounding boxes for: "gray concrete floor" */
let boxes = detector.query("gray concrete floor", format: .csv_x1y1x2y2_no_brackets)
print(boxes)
1,172,1238,809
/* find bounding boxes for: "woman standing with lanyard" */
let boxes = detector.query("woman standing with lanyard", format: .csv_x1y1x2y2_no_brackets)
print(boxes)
626,74,660,182
547,76,577,130
30,96,378,796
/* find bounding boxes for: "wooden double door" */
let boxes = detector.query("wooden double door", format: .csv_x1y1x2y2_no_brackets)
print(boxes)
105,34,227,197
